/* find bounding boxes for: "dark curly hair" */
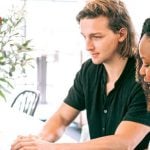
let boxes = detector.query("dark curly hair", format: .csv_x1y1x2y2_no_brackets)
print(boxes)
136,18,150,111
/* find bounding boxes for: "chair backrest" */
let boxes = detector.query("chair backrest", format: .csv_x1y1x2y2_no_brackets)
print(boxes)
11,90,40,116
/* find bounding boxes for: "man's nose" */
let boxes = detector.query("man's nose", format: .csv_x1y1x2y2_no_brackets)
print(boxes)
85,39,94,51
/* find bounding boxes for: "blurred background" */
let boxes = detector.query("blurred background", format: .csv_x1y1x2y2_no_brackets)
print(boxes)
0,0,149,125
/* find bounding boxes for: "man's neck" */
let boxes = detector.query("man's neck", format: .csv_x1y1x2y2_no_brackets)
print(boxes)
104,57,128,82
103,56,128,95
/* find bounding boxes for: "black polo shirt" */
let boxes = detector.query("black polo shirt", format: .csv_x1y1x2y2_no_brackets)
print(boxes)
64,57,150,149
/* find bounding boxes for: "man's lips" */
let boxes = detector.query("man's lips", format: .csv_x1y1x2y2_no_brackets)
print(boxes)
91,53,99,57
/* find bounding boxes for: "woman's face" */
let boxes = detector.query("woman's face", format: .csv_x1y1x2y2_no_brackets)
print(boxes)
139,34,150,82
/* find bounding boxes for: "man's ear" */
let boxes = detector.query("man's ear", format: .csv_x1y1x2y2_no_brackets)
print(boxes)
118,28,127,42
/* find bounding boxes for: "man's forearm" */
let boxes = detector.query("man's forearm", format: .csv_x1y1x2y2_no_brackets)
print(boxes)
52,136,130,150
39,115,66,142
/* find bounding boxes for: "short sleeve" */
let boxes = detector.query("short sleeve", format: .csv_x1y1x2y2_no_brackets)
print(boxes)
64,63,86,111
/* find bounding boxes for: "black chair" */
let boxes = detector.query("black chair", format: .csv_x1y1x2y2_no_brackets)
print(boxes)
11,90,40,116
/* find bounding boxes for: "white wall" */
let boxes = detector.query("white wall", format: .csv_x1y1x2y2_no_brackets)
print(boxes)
124,0,150,38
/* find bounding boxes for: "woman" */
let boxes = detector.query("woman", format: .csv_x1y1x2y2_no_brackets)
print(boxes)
136,18,150,112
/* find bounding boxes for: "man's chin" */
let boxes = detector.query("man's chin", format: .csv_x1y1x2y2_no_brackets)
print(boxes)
91,59,102,65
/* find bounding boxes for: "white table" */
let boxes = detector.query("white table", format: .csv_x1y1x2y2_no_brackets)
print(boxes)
0,102,76,150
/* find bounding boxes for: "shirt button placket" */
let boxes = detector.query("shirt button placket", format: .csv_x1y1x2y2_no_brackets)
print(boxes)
104,109,107,114
102,109,108,134
102,127,105,132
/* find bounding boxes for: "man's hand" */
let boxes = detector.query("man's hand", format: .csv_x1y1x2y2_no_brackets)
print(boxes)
11,134,53,150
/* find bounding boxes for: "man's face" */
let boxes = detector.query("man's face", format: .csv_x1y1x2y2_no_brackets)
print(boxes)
139,34,150,82
79,16,124,65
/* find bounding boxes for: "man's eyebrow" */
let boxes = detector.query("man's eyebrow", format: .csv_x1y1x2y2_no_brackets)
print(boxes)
80,32,103,36
91,33,102,35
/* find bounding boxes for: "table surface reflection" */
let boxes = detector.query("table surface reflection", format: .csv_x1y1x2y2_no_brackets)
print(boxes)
0,102,76,150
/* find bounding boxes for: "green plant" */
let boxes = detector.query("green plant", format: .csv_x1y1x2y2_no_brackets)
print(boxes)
0,8,34,100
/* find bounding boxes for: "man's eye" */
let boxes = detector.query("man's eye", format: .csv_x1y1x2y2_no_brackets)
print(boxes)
92,36,102,39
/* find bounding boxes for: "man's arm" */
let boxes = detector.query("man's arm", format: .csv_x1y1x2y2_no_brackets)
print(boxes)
11,102,150,150
39,102,80,142
11,111,150,150
85,121,150,150
53,121,150,150
39,101,150,149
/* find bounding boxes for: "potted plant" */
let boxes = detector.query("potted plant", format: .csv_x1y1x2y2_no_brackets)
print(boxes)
0,8,34,100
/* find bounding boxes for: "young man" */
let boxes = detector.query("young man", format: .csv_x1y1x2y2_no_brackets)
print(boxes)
11,0,150,149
